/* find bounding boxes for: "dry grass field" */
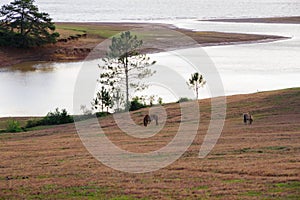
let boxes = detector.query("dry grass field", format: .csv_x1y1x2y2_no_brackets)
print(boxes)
0,88,299,199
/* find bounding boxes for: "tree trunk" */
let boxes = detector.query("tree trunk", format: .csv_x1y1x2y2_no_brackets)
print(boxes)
125,57,129,110
196,82,199,100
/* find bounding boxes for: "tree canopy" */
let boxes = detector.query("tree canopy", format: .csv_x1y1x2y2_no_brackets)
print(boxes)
0,0,59,47
99,31,156,110
188,72,206,99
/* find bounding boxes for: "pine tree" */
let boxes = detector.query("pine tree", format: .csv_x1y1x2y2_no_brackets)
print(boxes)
99,31,156,110
0,0,59,47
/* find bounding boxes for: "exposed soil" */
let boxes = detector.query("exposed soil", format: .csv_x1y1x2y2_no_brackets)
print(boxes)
0,88,299,199
0,22,287,68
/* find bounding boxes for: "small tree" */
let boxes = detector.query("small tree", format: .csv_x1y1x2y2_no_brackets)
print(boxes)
103,89,112,112
149,95,155,106
99,31,156,110
157,97,163,105
0,0,59,47
112,87,124,112
92,86,112,113
187,72,206,99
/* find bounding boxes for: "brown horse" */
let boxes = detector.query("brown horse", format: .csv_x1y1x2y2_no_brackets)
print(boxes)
143,114,158,127
243,113,253,125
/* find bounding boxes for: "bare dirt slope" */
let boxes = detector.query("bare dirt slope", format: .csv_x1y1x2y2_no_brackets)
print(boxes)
0,88,299,199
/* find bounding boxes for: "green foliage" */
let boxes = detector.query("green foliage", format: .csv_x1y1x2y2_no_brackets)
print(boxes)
157,97,163,105
41,108,74,125
6,120,23,133
129,96,147,111
99,31,156,110
95,112,110,118
0,0,59,47
25,108,73,128
177,97,191,103
92,86,113,112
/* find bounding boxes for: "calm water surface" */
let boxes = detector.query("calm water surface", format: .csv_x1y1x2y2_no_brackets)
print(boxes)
1,21,299,116
2,0,300,21
1,0,300,116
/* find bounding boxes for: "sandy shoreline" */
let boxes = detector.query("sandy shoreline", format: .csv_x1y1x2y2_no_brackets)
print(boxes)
203,16,300,24
0,21,288,68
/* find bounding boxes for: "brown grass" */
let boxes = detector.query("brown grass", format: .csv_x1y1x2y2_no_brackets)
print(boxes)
0,88,299,199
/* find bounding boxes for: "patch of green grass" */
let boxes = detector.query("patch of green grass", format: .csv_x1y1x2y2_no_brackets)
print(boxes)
55,24,125,39
110,196,148,200
25,125,53,131
192,185,209,190
234,147,263,154
274,181,300,189
26,185,111,200
223,179,245,183
263,146,289,151
268,181,300,199
243,190,262,197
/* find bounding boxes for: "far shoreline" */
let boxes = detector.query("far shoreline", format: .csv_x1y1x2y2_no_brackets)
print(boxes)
0,20,289,68
202,16,300,24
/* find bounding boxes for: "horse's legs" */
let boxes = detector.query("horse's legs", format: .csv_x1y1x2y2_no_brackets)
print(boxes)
249,117,253,125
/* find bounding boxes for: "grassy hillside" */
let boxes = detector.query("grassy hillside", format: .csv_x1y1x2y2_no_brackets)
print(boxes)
0,88,299,199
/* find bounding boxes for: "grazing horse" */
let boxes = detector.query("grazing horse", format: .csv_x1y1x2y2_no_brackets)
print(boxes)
243,113,253,125
143,114,158,127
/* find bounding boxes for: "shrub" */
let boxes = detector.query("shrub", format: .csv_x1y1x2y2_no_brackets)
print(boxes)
157,97,163,105
129,97,146,111
6,120,23,133
25,108,73,128
177,97,191,103
95,112,109,118
25,119,42,128
41,108,74,125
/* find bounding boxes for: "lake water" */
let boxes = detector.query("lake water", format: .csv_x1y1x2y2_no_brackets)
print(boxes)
0,0,300,116
2,0,300,22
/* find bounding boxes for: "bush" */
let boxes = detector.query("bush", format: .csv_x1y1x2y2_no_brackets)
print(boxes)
95,112,110,118
42,108,74,125
25,119,42,128
129,97,146,111
177,97,191,103
6,120,23,133
25,108,73,128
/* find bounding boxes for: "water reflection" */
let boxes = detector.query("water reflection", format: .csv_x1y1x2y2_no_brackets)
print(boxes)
1,22,300,116
1,62,56,73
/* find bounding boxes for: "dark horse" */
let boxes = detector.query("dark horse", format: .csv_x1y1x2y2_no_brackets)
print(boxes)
243,113,253,125
143,114,158,127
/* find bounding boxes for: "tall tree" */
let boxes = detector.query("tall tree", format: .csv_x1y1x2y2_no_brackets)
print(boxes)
0,0,59,47
99,31,156,110
187,72,206,99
